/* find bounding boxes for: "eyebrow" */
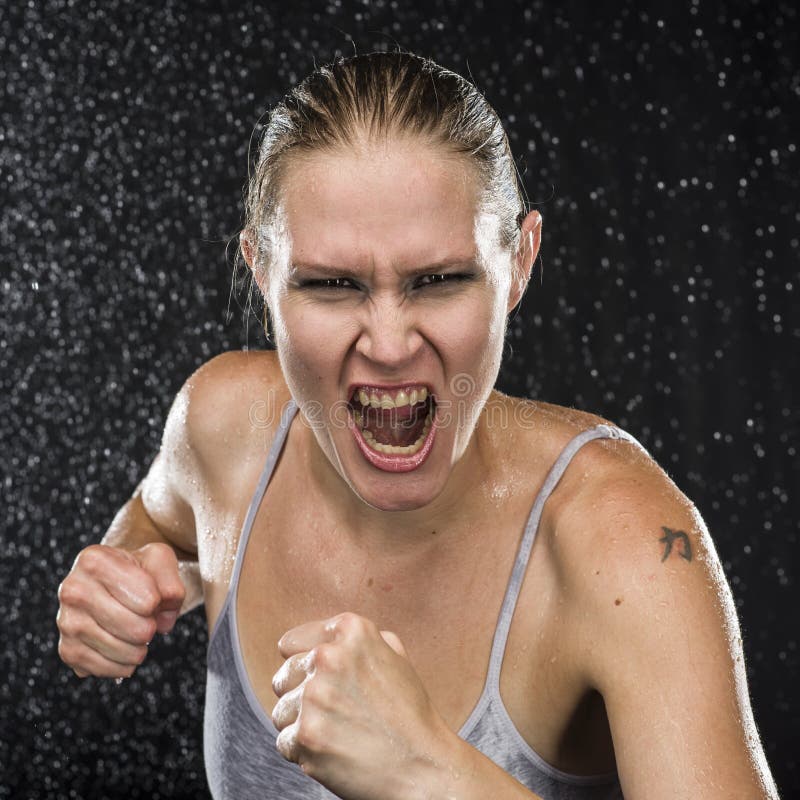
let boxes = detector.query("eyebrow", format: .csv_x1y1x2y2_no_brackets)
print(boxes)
289,258,480,278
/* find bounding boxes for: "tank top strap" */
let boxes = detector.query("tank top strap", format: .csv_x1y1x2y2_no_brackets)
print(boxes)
207,396,299,650
485,423,647,686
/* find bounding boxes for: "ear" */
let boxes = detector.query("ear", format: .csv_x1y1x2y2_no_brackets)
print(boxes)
240,228,256,268
508,210,542,313
240,229,268,296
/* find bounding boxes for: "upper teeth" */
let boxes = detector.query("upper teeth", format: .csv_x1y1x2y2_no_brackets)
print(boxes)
356,387,428,409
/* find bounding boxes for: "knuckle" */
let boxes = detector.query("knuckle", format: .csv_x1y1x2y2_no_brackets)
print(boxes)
59,611,85,638
302,677,332,710
335,611,377,641
152,542,176,562
134,645,149,665
57,637,74,664
334,611,365,636
55,610,76,636
143,542,179,573
138,590,161,615
310,643,338,671
77,545,108,575
294,714,322,752
56,579,83,608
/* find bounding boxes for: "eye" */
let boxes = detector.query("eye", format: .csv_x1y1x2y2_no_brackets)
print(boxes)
414,273,473,289
301,277,359,290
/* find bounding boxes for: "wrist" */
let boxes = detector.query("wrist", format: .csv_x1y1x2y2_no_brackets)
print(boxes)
399,717,476,800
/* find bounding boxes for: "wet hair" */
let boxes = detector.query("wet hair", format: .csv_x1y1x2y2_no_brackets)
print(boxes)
234,50,529,324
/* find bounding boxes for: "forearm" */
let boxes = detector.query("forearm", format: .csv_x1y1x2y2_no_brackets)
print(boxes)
408,724,544,800
100,488,204,615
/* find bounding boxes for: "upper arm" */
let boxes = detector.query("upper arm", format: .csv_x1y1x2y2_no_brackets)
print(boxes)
137,349,286,557
560,445,778,799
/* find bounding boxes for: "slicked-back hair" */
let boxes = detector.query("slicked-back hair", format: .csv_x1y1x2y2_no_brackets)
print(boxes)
239,50,527,294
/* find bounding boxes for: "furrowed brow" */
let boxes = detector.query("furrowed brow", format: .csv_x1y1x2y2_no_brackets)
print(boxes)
289,258,479,278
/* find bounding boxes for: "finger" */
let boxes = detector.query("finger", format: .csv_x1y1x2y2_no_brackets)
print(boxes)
278,619,332,658
59,576,157,647
82,620,149,666
133,544,186,633
275,722,299,764
278,611,373,657
64,642,140,680
73,546,162,618
272,651,313,697
89,584,159,645
271,682,304,732
62,605,151,665
380,629,408,658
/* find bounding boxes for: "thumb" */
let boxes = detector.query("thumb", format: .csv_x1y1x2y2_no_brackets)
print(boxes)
133,543,186,634
380,630,408,659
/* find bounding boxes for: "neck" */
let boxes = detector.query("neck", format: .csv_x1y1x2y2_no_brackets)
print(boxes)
301,414,493,559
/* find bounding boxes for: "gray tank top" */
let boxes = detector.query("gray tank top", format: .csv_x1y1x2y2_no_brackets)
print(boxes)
205,398,644,798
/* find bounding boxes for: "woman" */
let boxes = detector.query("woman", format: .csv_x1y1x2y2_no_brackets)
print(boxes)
56,52,777,799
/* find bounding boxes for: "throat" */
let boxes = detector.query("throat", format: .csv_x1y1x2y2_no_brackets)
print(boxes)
354,400,431,447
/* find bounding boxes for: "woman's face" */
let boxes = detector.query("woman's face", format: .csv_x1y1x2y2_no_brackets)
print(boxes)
260,138,523,512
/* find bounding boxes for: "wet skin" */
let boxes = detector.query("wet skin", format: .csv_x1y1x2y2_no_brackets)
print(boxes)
55,135,776,800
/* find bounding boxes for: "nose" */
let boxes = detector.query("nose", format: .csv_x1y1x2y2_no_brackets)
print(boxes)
354,296,425,370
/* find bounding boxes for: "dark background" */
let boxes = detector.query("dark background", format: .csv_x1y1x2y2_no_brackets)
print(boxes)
1,1,797,797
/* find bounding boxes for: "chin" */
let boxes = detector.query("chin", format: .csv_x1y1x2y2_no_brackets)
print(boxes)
350,473,446,513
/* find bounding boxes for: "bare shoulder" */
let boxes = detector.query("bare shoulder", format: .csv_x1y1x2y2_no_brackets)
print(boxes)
530,401,723,626
140,350,290,541
524,405,776,796
180,348,285,434
490,391,628,476
169,349,290,490
546,415,721,619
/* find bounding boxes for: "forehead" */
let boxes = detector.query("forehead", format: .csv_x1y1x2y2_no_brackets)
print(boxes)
279,140,484,267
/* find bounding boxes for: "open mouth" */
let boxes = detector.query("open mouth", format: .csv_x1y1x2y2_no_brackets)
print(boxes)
350,386,435,453
347,385,437,471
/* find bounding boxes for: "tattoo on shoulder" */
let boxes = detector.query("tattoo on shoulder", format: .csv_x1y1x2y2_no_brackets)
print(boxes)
658,526,692,563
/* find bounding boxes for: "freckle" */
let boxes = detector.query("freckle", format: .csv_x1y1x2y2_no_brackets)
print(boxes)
614,597,623,606
595,570,600,575
367,578,374,587
431,529,437,535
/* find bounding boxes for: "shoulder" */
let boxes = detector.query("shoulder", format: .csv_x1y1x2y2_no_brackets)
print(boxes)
495,393,734,673
159,349,291,501
549,421,717,610
537,409,739,694
485,391,627,483
523,411,778,794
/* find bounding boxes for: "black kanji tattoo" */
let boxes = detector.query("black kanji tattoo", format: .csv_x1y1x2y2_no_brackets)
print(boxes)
659,526,692,562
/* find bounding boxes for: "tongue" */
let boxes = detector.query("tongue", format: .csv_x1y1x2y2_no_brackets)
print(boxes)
361,402,428,446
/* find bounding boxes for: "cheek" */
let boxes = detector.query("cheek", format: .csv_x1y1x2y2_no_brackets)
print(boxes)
273,301,354,382
442,290,507,352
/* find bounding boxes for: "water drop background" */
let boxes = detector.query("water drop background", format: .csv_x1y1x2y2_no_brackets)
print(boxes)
1,1,797,797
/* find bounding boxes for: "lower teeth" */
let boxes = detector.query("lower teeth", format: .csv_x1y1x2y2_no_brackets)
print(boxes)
355,411,432,456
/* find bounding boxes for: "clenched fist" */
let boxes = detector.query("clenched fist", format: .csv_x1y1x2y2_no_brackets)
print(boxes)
270,612,458,800
56,542,186,679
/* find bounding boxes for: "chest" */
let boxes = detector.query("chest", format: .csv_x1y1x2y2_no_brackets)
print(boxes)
200,471,616,777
